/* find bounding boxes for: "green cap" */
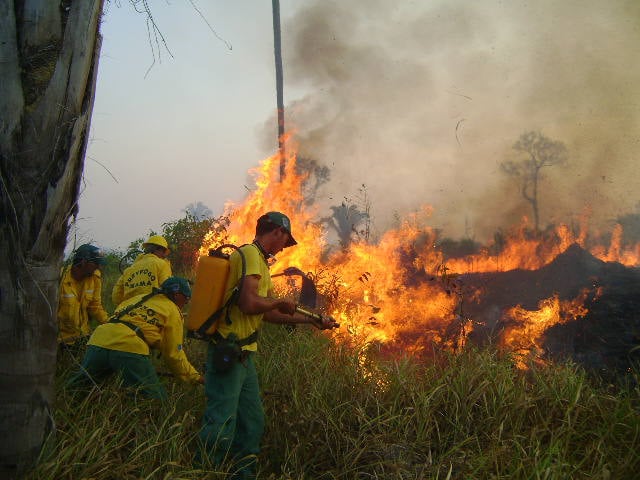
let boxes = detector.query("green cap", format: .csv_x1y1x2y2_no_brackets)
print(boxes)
265,211,297,247
161,276,192,298
73,244,106,265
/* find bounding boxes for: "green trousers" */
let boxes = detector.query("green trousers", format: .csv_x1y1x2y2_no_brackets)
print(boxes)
67,345,166,400
199,346,264,479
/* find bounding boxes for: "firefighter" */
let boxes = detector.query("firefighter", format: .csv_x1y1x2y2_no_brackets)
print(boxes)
197,212,337,478
69,276,203,400
57,243,109,349
111,234,172,307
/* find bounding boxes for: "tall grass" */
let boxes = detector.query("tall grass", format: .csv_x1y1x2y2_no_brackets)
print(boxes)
29,326,639,479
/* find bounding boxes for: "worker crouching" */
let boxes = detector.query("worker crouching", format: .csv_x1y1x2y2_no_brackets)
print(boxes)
68,276,204,400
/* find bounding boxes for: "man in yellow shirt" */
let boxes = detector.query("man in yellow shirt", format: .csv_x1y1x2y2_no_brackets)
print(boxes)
198,212,337,478
111,235,172,307
69,276,203,400
57,243,108,348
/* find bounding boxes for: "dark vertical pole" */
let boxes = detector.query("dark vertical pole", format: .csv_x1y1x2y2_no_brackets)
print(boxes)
272,0,285,181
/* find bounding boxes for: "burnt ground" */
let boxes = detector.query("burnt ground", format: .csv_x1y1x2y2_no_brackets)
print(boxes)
458,243,640,379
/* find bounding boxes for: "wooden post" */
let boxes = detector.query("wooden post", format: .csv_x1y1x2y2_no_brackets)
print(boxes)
272,0,286,180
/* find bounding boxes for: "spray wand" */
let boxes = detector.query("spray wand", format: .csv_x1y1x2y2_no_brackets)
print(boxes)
295,305,340,329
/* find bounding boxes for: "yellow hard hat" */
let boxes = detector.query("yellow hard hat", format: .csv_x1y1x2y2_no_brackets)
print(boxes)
142,235,170,252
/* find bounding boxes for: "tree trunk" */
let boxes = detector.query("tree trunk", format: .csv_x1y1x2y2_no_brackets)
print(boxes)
0,0,104,476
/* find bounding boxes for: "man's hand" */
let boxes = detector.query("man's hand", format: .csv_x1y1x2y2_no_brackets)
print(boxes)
312,314,340,330
273,298,296,315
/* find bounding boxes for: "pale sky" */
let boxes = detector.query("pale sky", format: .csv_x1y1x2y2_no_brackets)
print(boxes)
77,0,640,251
78,1,302,249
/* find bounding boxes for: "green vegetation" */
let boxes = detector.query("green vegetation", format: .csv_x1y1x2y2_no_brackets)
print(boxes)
112,211,229,279
31,325,639,479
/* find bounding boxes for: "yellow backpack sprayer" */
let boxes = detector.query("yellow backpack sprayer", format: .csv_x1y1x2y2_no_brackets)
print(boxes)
187,244,240,340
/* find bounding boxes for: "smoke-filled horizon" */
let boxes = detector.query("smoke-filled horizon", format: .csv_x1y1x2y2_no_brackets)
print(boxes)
264,0,639,242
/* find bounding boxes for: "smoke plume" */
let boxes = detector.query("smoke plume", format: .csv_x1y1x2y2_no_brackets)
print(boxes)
264,0,640,242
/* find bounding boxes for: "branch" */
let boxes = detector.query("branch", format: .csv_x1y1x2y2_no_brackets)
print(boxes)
186,0,232,50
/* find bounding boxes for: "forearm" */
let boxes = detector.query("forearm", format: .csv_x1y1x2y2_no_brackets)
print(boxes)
238,275,296,316
165,353,201,384
161,336,201,383
263,310,312,325
265,308,341,330
239,294,290,315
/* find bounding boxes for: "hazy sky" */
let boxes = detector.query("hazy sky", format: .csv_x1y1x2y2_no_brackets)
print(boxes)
78,0,299,249
78,0,640,250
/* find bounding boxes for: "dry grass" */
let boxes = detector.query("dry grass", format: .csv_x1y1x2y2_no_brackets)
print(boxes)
28,326,640,479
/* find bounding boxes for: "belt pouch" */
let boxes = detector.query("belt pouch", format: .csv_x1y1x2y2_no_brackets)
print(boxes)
211,338,241,373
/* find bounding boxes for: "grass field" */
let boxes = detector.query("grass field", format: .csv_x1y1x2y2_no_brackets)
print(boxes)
28,322,640,480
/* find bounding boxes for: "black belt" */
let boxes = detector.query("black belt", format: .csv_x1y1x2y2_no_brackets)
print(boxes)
211,330,259,347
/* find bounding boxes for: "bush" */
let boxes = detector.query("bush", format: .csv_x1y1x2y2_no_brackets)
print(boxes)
161,213,229,277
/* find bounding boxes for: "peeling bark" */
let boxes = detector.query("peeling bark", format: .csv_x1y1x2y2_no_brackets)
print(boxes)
0,0,104,476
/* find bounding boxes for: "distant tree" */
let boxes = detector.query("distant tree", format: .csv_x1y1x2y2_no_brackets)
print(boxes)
354,184,372,243
322,198,370,250
183,201,213,221
501,131,568,233
296,156,331,205
616,203,640,245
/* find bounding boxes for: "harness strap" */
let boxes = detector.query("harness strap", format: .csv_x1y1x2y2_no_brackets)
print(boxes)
108,289,160,345
109,319,147,343
110,289,159,321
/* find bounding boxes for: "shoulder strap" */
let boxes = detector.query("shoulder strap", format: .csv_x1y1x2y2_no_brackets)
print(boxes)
108,288,160,343
109,319,147,343
110,288,160,322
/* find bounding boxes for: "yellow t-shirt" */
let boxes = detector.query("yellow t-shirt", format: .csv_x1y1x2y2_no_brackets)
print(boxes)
89,293,200,384
216,243,272,351
57,268,108,344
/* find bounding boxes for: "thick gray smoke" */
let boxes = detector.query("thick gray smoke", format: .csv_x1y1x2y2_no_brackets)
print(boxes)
265,0,640,241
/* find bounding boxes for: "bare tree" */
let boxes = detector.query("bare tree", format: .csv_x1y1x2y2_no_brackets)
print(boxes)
0,1,104,476
500,131,568,233
296,156,331,205
322,198,370,250
183,201,213,221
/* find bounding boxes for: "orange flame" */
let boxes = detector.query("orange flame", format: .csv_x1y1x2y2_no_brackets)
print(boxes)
200,138,638,362
443,219,640,274
498,290,591,369
201,135,324,275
